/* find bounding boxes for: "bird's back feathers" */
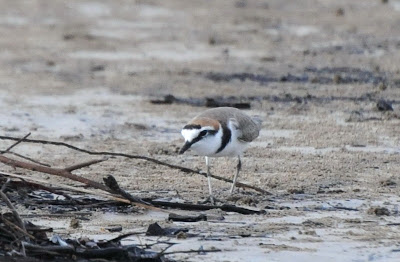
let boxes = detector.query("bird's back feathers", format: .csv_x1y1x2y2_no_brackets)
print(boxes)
193,107,261,142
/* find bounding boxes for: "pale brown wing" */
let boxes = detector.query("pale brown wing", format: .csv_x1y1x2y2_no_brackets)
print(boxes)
196,107,261,142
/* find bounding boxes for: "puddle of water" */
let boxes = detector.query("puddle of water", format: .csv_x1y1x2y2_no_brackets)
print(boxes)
265,25,319,37
69,51,144,60
138,5,176,17
228,49,267,59
74,2,111,17
0,88,182,140
97,19,167,29
288,25,319,37
89,29,129,39
69,47,219,62
391,1,400,11
0,16,28,26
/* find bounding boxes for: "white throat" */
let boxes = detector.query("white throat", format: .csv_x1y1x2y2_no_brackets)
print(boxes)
181,120,249,157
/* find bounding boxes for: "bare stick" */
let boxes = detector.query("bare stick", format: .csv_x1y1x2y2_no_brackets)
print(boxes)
0,171,163,212
10,179,74,200
5,151,51,167
103,175,151,205
0,135,271,194
0,156,158,210
0,179,29,240
2,216,35,240
163,249,222,255
65,158,108,172
0,155,110,191
1,133,31,153
1,177,10,192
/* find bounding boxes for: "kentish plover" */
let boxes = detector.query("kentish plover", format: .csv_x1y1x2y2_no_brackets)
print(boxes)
179,107,261,204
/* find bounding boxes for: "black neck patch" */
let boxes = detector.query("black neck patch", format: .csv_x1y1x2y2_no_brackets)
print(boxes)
183,124,201,130
216,124,231,154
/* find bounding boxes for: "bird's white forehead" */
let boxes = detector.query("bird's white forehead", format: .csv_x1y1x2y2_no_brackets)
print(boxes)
181,129,199,142
181,126,215,142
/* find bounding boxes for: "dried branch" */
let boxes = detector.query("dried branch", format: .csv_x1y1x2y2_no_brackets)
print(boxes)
0,179,30,244
64,158,108,172
150,200,262,215
103,175,151,205
2,216,35,240
10,179,74,200
103,175,262,214
5,151,51,167
0,135,271,194
163,249,222,255
0,154,109,191
1,133,31,153
0,171,160,212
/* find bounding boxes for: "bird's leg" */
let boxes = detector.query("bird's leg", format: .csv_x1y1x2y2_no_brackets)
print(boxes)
205,156,215,205
230,155,241,194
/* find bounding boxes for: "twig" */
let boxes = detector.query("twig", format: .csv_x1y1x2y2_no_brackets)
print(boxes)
10,179,74,200
0,171,131,203
0,179,27,233
5,151,51,167
0,221,18,241
0,154,110,192
104,175,262,214
1,216,35,240
327,203,358,211
163,249,222,255
1,171,261,215
0,171,161,212
64,158,108,172
1,177,10,192
149,200,262,215
105,231,146,243
103,175,151,205
20,213,92,218
1,133,31,153
0,135,271,194
168,213,207,222
22,241,75,254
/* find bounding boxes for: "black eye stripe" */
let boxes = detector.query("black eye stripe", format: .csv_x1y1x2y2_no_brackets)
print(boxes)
196,129,217,140
199,130,207,137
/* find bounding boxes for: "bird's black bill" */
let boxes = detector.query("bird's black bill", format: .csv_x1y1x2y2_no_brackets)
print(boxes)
179,141,192,154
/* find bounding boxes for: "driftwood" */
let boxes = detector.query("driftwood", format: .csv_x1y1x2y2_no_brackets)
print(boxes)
0,134,265,215
150,200,262,215
168,213,207,222
103,175,150,205
0,179,29,240
0,135,270,194
104,173,263,215
0,171,161,212
1,170,263,215
150,94,251,109
2,133,31,153
0,155,108,191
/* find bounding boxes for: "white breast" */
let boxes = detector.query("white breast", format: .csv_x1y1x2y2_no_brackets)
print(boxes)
212,120,249,157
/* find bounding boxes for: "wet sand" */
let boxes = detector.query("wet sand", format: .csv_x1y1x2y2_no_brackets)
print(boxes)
1,0,400,261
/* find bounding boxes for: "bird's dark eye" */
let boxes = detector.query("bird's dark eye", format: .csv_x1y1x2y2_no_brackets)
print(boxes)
199,130,208,137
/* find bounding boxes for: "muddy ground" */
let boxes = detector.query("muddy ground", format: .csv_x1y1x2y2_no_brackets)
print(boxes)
1,0,400,261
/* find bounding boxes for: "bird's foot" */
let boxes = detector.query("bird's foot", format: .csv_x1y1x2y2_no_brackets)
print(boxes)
199,196,222,205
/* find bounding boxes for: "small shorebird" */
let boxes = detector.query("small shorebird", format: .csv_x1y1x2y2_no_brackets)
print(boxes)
179,107,261,204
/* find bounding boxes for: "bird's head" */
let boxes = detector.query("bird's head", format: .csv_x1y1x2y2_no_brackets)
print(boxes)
179,117,220,155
